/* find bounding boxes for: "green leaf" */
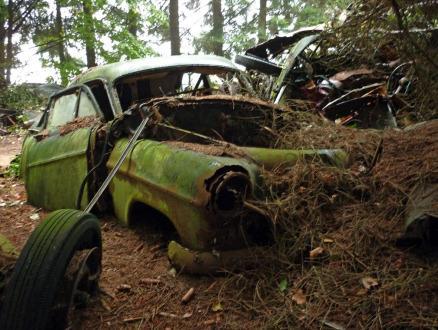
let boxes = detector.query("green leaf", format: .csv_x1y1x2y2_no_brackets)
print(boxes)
278,278,288,293
211,302,223,312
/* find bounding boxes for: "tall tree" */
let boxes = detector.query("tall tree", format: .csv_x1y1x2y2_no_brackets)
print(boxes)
55,0,68,85
211,0,223,56
193,0,255,56
5,0,12,83
0,0,39,84
82,0,96,67
258,0,267,42
169,0,180,55
0,0,6,86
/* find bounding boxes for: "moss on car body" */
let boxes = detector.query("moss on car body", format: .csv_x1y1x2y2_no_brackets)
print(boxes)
20,55,347,271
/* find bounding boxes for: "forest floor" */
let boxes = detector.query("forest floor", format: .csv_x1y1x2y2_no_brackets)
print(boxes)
1,121,437,329
0,134,260,329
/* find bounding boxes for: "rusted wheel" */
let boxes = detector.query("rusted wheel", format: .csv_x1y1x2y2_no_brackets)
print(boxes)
0,209,101,330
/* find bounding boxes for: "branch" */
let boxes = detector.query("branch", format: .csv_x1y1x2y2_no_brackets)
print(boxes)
390,0,438,70
11,0,39,34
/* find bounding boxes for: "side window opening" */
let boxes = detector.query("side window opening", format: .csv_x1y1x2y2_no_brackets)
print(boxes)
77,91,98,118
116,83,133,111
46,86,103,129
86,80,114,120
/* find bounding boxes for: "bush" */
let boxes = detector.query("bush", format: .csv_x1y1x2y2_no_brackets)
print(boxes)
0,85,46,111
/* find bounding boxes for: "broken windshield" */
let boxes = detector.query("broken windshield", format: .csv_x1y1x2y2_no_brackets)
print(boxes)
115,67,253,111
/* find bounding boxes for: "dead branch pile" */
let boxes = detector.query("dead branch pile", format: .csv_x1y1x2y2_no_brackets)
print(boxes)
223,120,438,328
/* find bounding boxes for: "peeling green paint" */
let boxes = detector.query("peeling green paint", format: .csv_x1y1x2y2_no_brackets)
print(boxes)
107,138,346,250
107,138,259,250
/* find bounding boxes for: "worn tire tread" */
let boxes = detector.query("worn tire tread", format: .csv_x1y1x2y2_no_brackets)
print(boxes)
0,209,101,330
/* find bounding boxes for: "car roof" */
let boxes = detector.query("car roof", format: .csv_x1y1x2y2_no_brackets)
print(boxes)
69,55,240,86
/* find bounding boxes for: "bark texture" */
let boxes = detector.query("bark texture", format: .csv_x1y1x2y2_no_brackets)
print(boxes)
211,0,224,56
169,0,180,55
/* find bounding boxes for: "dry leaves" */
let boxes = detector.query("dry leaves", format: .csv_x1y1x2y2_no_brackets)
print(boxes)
361,276,379,290
291,289,306,305
181,287,195,304
211,302,223,312
309,246,324,259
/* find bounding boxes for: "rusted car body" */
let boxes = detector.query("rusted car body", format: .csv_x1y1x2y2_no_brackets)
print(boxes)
21,55,346,272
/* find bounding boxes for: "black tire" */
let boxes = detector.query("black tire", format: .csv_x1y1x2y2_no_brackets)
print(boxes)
0,209,101,330
235,54,282,76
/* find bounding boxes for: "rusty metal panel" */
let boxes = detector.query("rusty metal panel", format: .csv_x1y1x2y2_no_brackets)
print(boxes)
107,137,347,250
107,138,259,250
22,128,92,210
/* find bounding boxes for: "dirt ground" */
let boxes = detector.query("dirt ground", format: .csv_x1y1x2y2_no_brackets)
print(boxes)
0,135,259,329
0,134,22,168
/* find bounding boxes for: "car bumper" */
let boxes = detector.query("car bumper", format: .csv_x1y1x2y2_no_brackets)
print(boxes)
167,240,269,274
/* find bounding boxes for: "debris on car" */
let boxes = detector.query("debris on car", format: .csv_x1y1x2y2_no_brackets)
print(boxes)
18,53,436,278
19,55,348,274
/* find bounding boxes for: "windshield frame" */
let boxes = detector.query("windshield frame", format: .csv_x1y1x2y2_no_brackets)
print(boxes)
112,65,254,113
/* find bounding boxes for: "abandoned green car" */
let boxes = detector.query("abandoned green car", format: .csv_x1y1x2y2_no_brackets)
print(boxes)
20,55,346,273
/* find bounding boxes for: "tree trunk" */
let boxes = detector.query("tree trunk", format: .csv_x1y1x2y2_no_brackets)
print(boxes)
0,0,6,85
169,0,180,55
283,0,291,21
82,0,96,68
55,0,68,85
211,0,223,56
5,0,13,84
258,0,267,43
127,4,138,37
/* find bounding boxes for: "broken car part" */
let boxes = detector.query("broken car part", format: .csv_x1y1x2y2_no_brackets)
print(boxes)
236,26,423,129
168,240,269,274
397,184,438,250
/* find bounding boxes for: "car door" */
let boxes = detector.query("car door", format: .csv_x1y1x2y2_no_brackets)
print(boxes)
21,85,103,211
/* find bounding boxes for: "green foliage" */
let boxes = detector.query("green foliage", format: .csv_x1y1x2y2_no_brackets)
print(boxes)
145,1,169,40
194,0,256,56
100,30,157,62
223,0,256,56
99,1,158,62
193,0,350,57
5,154,21,178
278,278,288,293
39,54,84,86
268,0,350,33
194,30,223,54
0,85,45,110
